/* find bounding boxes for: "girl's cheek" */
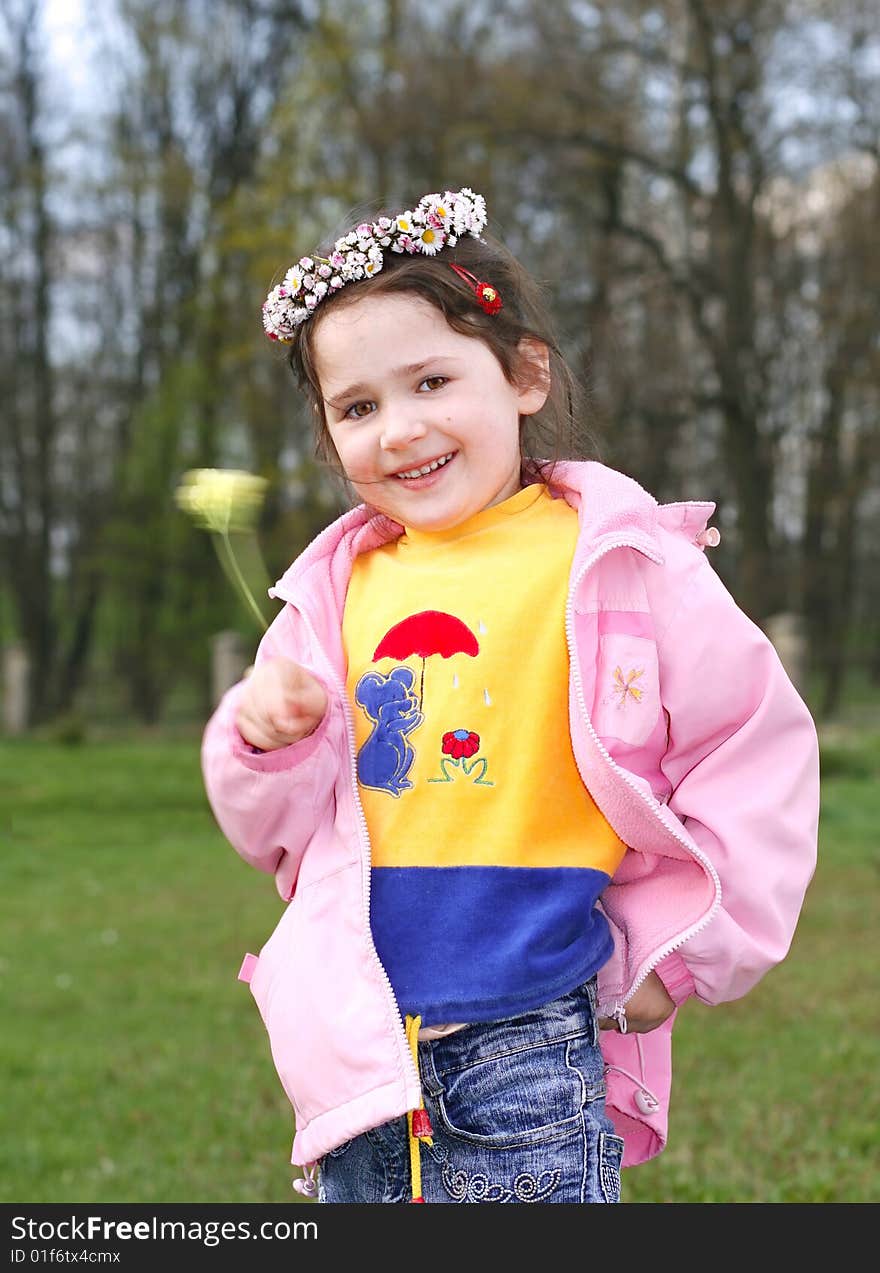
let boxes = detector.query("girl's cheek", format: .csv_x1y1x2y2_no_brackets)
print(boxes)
339,437,374,481
327,427,353,464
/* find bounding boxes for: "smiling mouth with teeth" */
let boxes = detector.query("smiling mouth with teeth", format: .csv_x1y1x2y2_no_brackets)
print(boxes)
394,452,456,480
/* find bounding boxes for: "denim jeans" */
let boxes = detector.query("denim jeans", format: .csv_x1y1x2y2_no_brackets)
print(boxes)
318,977,624,1204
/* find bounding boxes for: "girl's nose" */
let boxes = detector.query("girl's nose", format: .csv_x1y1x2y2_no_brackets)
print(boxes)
379,409,426,450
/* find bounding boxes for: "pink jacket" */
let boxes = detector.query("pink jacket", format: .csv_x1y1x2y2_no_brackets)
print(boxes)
201,461,819,1170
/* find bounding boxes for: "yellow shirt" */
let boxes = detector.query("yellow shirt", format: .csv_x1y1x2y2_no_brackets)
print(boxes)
342,484,626,1023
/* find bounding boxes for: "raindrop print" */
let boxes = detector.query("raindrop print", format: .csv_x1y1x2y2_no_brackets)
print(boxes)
483,688,492,706
478,620,487,634
452,673,459,688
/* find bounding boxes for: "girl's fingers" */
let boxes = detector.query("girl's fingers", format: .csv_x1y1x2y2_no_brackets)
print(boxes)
235,660,327,748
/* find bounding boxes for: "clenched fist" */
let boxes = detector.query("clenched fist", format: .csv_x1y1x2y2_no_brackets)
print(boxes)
235,658,328,751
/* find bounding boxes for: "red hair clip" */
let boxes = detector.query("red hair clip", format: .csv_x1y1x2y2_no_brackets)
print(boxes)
448,263,503,315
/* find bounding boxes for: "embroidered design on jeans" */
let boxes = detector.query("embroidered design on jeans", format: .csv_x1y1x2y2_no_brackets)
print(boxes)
439,1160,560,1203
600,1157,621,1203
610,665,644,705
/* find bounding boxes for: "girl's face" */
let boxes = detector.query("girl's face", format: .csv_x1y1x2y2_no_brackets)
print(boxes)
313,292,548,532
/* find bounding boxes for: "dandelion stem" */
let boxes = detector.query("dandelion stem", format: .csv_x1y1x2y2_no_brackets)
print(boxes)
215,530,267,632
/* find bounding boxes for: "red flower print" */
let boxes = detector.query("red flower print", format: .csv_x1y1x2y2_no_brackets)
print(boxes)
442,729,480,760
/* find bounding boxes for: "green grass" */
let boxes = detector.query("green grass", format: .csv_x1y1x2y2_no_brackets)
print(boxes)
2,738,294,1203
2,730,878,1203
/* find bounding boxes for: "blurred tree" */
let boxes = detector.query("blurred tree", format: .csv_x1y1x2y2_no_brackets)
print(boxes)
93,0,311,720
0,0,59,722
483,0,797,619
802,165,880,715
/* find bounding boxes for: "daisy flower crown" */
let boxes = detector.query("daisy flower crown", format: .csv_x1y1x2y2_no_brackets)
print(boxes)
262,187,497,343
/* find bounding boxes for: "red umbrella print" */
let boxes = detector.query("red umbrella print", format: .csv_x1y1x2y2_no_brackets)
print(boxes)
372,610,479,710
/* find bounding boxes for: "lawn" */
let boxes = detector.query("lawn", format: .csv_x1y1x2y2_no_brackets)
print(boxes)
2,729,877,1203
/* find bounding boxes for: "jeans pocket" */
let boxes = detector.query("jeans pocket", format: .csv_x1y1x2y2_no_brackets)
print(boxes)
434,1030,605,1149
598,1130,625,1203
325,1138,354,1158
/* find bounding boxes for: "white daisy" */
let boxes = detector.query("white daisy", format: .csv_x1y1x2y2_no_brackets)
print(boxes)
416,226,444,255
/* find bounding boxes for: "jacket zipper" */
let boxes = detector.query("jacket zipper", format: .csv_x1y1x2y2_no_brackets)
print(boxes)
564,537,722,1020
287,602,419,1091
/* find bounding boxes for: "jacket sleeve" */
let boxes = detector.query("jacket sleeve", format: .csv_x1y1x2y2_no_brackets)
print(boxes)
655,552,820,1006
200,604,341,898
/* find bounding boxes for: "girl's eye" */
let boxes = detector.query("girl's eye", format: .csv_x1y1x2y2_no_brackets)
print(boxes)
344,401,375,419
342,377,446,418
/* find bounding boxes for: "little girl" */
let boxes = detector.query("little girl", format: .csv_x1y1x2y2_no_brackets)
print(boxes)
201,188,819,1204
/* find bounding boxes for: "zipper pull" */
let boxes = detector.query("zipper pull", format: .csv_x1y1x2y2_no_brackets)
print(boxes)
292,1163,318,1197
612,1006,628,1035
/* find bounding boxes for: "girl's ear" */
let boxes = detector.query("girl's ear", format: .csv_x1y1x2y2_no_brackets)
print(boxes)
514,337,551,416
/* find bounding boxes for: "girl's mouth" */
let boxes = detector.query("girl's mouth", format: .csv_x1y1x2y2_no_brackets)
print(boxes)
392,451,457,485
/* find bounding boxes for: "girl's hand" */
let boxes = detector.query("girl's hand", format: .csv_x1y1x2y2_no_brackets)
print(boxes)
598,971,676,1034
235,658,328,751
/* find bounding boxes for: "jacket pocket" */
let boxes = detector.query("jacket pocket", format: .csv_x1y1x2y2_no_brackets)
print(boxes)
592,634,660,747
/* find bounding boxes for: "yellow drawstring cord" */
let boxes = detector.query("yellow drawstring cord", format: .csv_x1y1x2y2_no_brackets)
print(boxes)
404,1014,433,1203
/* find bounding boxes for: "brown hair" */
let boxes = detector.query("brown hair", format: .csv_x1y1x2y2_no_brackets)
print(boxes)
284,215,598,488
